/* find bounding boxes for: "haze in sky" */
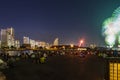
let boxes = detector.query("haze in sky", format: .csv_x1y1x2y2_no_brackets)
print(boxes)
0,0,120,46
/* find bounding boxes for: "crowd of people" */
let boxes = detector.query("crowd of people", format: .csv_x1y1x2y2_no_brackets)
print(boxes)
0,50,85,68
0,51,50,69
0,49,119,69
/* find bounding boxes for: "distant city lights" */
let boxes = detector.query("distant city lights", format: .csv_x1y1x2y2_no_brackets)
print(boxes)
70,44,74,48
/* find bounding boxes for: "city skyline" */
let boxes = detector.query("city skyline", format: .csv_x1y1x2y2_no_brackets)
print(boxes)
0,27,52,49
0,0,120,45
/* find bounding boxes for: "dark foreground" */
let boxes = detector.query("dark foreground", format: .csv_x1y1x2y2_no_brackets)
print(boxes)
2,54,105,80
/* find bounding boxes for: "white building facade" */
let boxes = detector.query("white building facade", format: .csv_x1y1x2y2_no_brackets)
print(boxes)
1,27,15,48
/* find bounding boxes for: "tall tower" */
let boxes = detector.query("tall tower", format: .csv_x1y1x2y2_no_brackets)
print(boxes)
0,27,15,48
7,27,15,47
1,29,7,47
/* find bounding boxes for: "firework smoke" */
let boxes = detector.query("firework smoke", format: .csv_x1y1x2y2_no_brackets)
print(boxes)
102,7,120,47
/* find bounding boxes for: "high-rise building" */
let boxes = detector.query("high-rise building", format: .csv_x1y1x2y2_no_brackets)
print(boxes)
7,27,15,47
1,27,15,48
1,29,7,47
30,39,36,49
15,40,20,49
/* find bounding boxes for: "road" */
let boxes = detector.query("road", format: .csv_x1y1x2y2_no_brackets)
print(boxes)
2,54,105,80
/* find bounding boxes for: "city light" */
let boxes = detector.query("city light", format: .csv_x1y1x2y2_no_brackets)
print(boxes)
109,62,120,80
70,44,74,48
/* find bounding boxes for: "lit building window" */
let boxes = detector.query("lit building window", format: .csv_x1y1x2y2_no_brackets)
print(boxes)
109,62,120,80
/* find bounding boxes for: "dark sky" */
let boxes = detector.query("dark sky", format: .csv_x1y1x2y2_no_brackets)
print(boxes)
0,0,120,45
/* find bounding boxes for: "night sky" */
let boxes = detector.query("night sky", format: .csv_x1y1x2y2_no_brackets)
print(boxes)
0,0,120,46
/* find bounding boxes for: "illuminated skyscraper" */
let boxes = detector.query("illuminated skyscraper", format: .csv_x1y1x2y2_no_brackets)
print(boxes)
15,40,20,49
7,27,15,47
1,29,7,47
0,27,15,48
30,39,36,49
